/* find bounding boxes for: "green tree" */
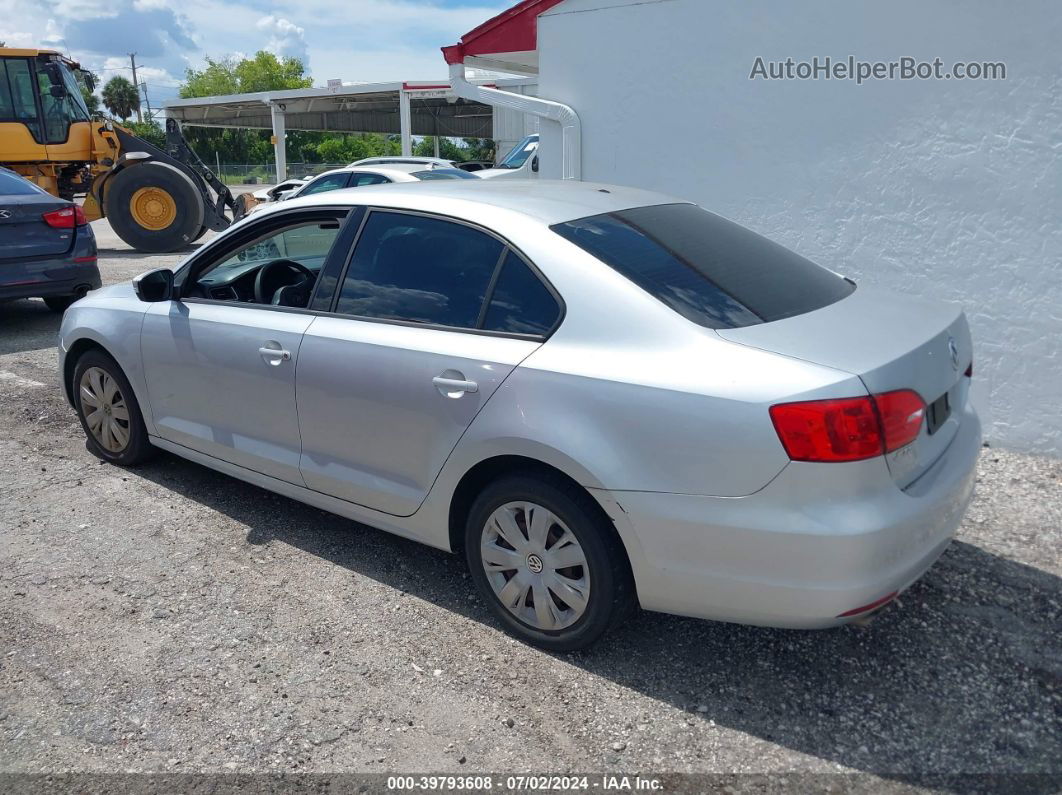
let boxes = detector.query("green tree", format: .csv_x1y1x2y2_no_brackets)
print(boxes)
101,75,139,120
76,69,100,115
125,120,165,148
180,51,313,174
180,51,311,99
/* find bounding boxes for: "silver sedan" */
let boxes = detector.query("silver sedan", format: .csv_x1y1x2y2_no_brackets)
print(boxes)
58,180,981,650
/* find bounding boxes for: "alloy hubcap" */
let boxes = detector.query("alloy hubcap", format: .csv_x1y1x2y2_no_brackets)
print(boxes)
481,501,590,631
79,367,130,453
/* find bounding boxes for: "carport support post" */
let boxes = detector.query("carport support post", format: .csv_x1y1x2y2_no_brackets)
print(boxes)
399,88,412,156
270,103,288,182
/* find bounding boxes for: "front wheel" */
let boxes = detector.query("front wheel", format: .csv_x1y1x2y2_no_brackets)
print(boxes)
465,474,635,651
104,161,205,253
72,349,155,465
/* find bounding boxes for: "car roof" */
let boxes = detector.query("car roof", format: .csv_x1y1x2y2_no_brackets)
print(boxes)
282,179,687,225
349,156,454,167
307,165,424,181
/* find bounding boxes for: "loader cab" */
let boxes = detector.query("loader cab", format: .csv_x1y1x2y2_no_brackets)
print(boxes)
0,50,92,160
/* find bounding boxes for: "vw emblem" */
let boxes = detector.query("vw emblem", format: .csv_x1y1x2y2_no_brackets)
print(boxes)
0,210,11,219
526,553,544,574
947,336,960,370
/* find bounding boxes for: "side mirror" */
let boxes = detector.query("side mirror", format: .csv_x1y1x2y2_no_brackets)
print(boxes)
531,155,539,173
133,268,174,302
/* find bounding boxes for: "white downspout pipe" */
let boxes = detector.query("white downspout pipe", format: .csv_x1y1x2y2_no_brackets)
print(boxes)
448,62,581,180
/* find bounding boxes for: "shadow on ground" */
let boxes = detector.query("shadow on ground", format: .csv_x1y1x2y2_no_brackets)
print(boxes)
130,451,1061,789
0,299,63,355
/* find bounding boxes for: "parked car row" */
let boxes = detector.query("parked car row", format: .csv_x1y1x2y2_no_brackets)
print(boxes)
234,158,484,219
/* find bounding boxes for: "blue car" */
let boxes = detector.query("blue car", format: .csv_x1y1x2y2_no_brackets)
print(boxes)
0,166,100,312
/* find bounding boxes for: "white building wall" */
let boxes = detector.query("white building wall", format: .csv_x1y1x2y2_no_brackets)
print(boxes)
537,0,1062,455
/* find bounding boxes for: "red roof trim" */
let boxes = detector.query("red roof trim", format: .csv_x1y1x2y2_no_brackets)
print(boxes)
442,0,565,65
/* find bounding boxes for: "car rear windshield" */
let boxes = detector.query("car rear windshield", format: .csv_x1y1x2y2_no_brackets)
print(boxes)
0,170,42,195
551,203,854,329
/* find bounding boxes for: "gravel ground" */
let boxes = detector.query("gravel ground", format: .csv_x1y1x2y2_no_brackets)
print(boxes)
0,219,1059,791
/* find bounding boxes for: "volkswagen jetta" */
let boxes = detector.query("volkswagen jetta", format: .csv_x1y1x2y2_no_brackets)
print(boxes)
58,180,980,650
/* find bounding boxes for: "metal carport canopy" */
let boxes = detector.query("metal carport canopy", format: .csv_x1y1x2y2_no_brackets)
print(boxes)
162,79,501,179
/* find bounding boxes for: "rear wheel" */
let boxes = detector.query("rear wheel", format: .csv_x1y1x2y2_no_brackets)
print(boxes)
104,161,204,253
465,473,636,651
72,349,155,466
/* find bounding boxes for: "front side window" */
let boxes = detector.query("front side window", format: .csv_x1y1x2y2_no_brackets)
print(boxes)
300,173,349,196
335,211,504,329
412,169,478,181
552,203,854,330
0,59,41,140
194,216,344,305
36,62,89,143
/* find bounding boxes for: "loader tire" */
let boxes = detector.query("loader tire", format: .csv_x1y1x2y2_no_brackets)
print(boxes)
104,161,205,253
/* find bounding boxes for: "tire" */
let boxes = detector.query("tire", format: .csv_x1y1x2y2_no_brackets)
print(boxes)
103,161,205,253
465,473,636,651
72,349,155,466
44,295,76,312
192,225,209,242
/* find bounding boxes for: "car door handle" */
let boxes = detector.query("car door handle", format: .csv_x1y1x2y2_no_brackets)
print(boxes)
259,346,291,361
432,376,478,394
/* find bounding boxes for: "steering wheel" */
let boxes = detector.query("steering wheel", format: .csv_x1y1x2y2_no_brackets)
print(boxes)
254,259,316,305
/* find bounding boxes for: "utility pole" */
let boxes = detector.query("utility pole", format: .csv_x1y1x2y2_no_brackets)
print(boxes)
140,81,152,122
128,53,142,122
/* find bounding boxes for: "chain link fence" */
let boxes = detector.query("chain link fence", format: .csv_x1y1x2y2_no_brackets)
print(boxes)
216,163,348,186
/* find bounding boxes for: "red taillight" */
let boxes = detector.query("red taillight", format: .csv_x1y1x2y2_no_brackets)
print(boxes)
42,205,87,228
769,396,883,462
770,389,925,463
873,389,926,453
964,362,973,378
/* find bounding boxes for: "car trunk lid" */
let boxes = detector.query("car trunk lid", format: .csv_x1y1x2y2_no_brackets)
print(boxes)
717,285,973,488
0,195,76,259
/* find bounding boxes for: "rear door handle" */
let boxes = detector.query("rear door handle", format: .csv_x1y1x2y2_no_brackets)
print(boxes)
433,376,478,394
259,346,291,362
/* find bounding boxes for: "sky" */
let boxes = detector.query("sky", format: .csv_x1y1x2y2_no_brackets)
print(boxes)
1,0,510,105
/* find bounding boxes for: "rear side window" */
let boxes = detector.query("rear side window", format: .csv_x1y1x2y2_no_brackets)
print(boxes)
336,211,504,329
552,203,854,329
349,173,391,187
482,251,560,335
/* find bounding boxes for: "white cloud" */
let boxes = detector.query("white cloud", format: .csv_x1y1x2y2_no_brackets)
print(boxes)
256,14,308,66
2,0,512,91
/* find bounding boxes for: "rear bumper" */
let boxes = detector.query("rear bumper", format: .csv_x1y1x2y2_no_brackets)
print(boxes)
603,404,981,628
0,261,101,300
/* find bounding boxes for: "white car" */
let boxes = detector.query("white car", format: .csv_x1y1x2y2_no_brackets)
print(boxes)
284,164,478,202
347,156,456,169
477,134,539,180
251,178,307,203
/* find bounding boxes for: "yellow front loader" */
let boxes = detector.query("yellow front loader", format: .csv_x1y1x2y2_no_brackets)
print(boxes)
0,48,233,252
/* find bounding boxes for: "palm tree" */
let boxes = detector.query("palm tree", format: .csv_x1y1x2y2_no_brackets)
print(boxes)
101,76,140,120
